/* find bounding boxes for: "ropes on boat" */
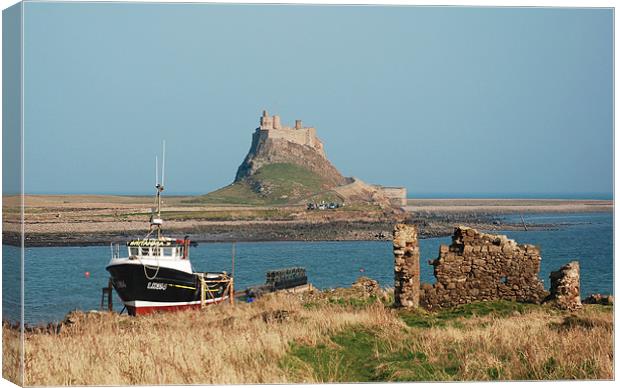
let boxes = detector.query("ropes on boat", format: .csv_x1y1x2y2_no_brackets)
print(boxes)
137,255,160,281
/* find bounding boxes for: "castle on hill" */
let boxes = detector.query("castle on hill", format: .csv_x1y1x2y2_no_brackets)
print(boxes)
256,110,326,158
233,110,408,207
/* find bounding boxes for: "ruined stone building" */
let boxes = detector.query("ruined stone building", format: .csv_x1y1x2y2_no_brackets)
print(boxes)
392,224,550,310
393,224,420,308
547,261,582,311
392,224,584,311
419,226,548,309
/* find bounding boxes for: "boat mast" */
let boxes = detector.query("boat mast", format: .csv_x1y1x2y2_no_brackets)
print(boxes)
150,141,165,239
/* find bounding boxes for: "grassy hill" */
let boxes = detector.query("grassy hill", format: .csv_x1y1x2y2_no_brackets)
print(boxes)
189,163,343,205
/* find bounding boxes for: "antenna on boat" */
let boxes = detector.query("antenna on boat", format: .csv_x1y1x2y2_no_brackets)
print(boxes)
162,140,166,188
148,141,166,239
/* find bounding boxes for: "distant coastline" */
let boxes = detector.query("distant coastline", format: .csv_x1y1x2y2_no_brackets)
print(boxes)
409,193,613,200
13,192,614,200
1,195,612,247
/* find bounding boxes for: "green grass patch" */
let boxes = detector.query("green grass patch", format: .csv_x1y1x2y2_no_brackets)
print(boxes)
326,296,379,309
186,181,269,206
161,209,296,221
188,163,338,206
285,301,612,382
399,300,541,328
283,326,458,382
550,314,614,332
302,291,392,311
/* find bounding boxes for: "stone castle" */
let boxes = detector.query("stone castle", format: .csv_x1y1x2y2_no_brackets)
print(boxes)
235,111,345,186
233,110,408,208
256,110,326,158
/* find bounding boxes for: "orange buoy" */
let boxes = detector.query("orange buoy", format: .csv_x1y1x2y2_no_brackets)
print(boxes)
84,271,90,278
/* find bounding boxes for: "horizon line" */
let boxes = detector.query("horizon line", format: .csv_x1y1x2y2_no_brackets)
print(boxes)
6,191,614,200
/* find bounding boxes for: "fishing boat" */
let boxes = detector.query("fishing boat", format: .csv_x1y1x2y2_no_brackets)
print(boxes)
106,143,233,315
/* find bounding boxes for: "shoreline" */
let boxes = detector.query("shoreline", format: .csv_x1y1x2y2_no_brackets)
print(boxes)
2,196,612,247
2,216,602,248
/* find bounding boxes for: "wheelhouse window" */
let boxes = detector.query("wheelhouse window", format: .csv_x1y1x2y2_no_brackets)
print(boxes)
128,244,180,257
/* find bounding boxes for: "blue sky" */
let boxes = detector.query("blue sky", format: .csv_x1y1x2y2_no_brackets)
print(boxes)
18,3,613,197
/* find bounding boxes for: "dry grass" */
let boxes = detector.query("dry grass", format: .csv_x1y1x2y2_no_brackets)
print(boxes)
17,294,395,386
2,325,22,385
410,309,614,380
2,291,614,385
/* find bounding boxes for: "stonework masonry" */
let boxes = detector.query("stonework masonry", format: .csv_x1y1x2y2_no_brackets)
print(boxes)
546,261,582,311
393,224,420,308
419,226,548,309
258,110,325,157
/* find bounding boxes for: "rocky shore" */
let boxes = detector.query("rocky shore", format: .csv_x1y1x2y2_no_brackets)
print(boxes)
4,216,562,247
2,195,611,247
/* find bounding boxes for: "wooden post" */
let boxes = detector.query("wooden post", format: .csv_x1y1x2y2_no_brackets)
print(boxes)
101,278,114,311
200,274,206,308
230,242,235,305
107,278,113,311
229,278,234,305
231,242,236,279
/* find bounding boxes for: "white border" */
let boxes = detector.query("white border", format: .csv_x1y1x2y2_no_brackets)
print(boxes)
0,2,616,388
1,0,617,6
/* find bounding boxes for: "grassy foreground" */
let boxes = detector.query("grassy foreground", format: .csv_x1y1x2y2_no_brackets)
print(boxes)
3,289,613,385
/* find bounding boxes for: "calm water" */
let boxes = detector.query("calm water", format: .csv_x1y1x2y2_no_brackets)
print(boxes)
2,212,613,324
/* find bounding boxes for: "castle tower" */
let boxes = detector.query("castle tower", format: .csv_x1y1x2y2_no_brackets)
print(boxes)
295,120,302,130
273,115,282,129
260,110,273,129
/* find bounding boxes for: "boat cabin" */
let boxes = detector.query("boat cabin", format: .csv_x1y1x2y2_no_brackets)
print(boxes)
126,238,190,259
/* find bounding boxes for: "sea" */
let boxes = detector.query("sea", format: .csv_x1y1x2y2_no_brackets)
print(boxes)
2,212,613,325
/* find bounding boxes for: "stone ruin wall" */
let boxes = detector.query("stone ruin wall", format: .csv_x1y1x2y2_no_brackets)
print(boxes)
547,261,582,311
258,127,323,154
419,226,548,309
393,224,420,308
391,224,587,311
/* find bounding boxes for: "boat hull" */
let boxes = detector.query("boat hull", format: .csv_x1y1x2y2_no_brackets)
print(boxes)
106,263,230,316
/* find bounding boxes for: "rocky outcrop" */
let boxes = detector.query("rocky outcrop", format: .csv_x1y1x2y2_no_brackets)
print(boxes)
235,119,348,188
204,111,397,207
582,294,614,306
393,224,420,308
420,226,547,309
352,277,381,297
546,261,582,311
